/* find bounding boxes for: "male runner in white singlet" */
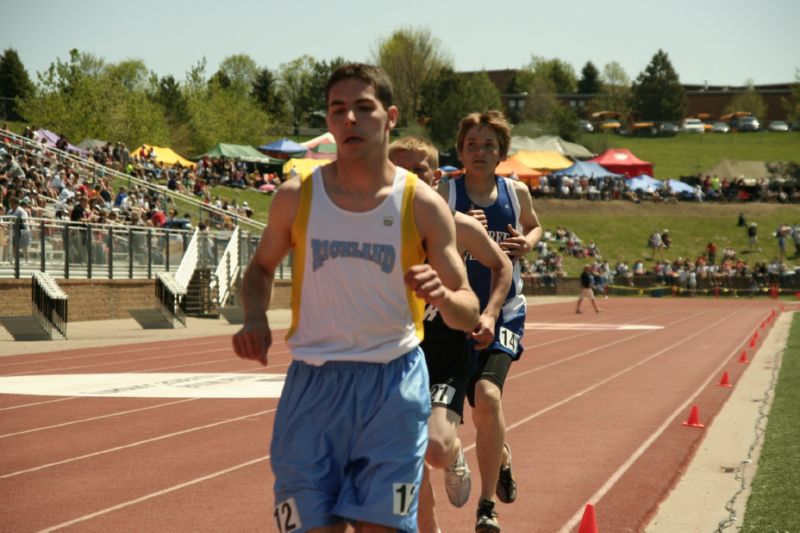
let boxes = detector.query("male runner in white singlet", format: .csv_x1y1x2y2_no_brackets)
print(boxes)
233,64,479,533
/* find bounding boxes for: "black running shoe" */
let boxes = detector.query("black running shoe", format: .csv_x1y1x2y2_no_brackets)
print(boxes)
496,443,517,504
475,499,500,532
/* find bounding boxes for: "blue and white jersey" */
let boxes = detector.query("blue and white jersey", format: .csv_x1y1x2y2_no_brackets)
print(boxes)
448,175,526,359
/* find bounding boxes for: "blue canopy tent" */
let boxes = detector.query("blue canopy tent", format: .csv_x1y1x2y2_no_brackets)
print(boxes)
626,174,662,193
552,160,622,179
258,138,308,159
662,179,695,195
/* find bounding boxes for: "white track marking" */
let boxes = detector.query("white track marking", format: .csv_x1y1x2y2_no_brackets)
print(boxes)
527,322,663,331
38,456,269,532
0,408,276,480
0,373,286,399
0,398,197,439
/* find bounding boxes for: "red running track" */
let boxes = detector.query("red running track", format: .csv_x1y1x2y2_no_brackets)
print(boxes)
0,298,784,532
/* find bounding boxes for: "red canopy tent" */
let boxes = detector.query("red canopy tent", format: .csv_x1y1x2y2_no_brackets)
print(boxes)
589,148,654,177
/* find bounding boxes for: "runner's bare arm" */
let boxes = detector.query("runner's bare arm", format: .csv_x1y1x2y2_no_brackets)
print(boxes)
499,181,543,258
456,213,513,349
232,179,300,365
409,184,479,332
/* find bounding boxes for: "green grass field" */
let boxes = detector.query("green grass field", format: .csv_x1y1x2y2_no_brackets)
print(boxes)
576,131,800,179
533,200,799,275
741,313,800,531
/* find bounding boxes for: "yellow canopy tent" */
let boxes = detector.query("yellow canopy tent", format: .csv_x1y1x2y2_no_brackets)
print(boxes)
283,158,332,179
510,150,572,172
130,144,196,169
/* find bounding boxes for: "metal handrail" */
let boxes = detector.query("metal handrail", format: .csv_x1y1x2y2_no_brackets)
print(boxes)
213,226,240,307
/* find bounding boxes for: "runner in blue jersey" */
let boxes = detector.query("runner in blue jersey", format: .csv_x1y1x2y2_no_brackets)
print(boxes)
439,110,543,533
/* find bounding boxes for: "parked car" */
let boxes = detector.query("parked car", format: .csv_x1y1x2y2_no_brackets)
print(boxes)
767,120,790,132
737,116,760,132
682,118,705,133
711,121,730,133
659,122,680,135
578,119,594,133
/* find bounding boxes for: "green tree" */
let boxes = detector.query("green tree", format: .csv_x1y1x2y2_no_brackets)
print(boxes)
631,49,687,121
217,54,259,96
421,68,501,150
577,61,601,94
782,68,800,124
252,67,288,127
724,80,767,120
151,74,189,124
105,59,150,92
524,56,577,94
306,57,348,120
374,26,452,126
278,55,317,131
591,61,632,118
0,48,35,120
186,78,269,153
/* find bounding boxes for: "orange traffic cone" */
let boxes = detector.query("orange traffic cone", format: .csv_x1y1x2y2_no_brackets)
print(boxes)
578,503,599,533
718,371,732,388
761,320,766,329
682,405,705,428
738,351,750,364
749,335,757,348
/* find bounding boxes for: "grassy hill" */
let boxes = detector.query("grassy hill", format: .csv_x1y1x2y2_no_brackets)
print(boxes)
535,199,799,275
576,131,800,179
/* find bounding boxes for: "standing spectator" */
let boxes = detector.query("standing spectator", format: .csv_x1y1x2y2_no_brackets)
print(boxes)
792,223,800,258
747,222,761,251
776,223,790,259
706,242,717,265
737,212,747,227
7,196,31,261
648,230,664,259
576,265,602,314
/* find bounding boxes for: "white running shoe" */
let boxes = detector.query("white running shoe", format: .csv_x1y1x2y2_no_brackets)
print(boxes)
444,447,472,507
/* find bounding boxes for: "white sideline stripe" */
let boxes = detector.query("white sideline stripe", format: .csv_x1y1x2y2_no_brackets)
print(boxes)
526,322,663,331
6,346,291,377
512,308,711,380
38,456,269,532
0,407,276,480
0,398,196,439
556,309,750,533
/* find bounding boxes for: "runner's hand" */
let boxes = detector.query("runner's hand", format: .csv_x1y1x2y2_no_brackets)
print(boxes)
499,224,531,259
404,264,447,308
467,208,488,229
232,320,271,366
471,314,497,350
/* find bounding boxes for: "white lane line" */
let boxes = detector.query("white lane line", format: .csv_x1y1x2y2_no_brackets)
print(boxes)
527,322,663,331
0,407,276,480
38,456,269,532
0,396,78,412
0,398,197,439
0,337,227,368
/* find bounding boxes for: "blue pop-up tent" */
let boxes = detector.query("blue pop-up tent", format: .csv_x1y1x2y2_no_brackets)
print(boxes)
662,179,695,195
258,138,308,157
552,160,623,178
626,174,662,192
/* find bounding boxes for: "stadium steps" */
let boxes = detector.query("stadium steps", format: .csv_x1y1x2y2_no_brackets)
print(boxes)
0,316,64,341
183,268,220,318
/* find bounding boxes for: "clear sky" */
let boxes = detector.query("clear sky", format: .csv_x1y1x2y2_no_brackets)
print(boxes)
4,0,799,87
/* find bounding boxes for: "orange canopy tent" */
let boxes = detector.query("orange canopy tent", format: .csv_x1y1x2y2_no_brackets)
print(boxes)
495,158,543,187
